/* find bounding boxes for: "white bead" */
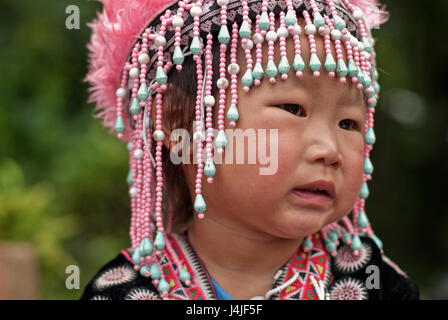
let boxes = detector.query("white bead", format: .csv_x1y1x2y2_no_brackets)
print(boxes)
127,142,134,151
116,88,127,98
252,33,264,44
154,35,166,47
305,24,316,35
172,16,184,28
129,187,138,198
350,36,359,47
227,63,240,74
353,9,364,20
331,29,342,40
129,67,140,79
144,116,153,128
216,77,229,89
241,39,253,50
153,129,165,141
204,95,215,107
277,27,289,38
138,53,150,64
190,6,202,17
193,131,203,143
217,0,229,6
134,149,144,159
318,25,330,36
341,32,351,42
140,131,146,139
290,24,302,36
358,41,365,51
265,30,278,42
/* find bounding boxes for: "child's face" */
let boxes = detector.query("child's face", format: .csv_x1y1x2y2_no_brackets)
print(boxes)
184,26,366,240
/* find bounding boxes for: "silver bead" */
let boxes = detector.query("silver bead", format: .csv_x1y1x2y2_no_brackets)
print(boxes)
129,67,140,79
227,63,240,74
252,32,264,44
154,35,166,48
265,30,278,42
172,16,184,28
217,0,229,6
358,41,365,51
353,9,364,20
116,88,127,98
277,27,289,38
153,129,165,141
127,142,134,151
190,6,202,17
241,39,253,50
305,24,317,35
216,77,229,89
204,95,215,107
350,36,359,47
129,187,138,198
138,53,150,64
330,29,342,40
290,24,302,36
134,149,144,159
341,32,351,42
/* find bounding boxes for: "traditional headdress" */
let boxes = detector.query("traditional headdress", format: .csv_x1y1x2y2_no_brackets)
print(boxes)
85,0,388,299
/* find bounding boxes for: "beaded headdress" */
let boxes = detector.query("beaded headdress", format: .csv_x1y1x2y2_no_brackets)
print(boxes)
86,0,388,298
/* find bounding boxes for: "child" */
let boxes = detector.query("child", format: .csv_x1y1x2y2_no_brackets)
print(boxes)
80,0,419,300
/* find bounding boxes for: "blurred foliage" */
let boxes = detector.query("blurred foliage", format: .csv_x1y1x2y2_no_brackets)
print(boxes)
0,0,446,299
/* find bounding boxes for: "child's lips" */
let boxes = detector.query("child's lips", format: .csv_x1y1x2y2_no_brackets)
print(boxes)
291,189,334,207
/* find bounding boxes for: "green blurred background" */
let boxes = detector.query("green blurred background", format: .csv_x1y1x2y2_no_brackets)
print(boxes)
0,0,446,299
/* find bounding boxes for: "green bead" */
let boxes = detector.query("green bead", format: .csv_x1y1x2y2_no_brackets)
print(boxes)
215,129,227,148
365,87,375,98
357,67,364,84
190,36,201,54
252,62,264,79
325,240,337,253
324,54,336,72
313,12,325,28
373,68,379,81
369,97,377,108
336,59,348,77
350,235,362,251
333,15,346,30
293,54,305,71
132,247,142,264
302,238,313,251
342,232,352,245
370,234,383,250
364,157,374,174
348,59,358,77
278,56,290,74
218,25,230,44
363,38,372,52
130,97,142,115
173,46,185,65
265,60,278,78
259,11,270,30
150,262,161,279
156,66,168,85
374,82,381,94
285,10,297,26
194,194,206,212
126,169,133,186
114,116,125,133
365,127,376,145
158,278,170,292
309,53,321,72
227,103,239,122
140,237,153,256
242,68,254,87
329,230,339,242
358,211,369,228
137,83,149,101
362,71,371,88
154,231,165,250
139,265,150,277
179,268,191,282
239,20,251,39
360,182,369,199
204,158,216,177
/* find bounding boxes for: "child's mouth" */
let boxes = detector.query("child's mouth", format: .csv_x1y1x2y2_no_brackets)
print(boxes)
292,187,334,207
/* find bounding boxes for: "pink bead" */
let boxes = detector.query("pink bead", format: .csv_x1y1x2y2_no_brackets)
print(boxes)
198,213,205,219
207,177,214,183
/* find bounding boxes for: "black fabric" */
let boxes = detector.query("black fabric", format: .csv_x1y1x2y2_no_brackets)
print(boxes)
80,237,419,300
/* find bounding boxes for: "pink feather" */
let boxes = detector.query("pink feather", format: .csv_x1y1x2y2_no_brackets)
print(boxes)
350,0,389,26
84,0,173,141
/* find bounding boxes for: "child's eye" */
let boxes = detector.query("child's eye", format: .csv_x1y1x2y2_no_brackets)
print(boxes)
278,104,306,117
339,119,359,131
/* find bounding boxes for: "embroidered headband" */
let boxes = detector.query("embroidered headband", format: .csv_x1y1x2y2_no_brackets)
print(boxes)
86,0,388,299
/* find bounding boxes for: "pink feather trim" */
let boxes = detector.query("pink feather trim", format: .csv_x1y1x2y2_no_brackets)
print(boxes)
350,0,389,26
84,0,173,142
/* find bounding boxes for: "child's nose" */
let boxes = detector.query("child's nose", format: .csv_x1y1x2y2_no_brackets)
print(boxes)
302,126,342,169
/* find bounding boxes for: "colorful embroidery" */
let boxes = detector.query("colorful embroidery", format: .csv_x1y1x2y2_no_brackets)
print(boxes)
328,277,368,300
124,287,161,300
334,241,372,274
93,265,137,290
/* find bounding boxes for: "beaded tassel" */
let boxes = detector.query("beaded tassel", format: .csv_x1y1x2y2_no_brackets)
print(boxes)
302,10,321,77
266,12,278,83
